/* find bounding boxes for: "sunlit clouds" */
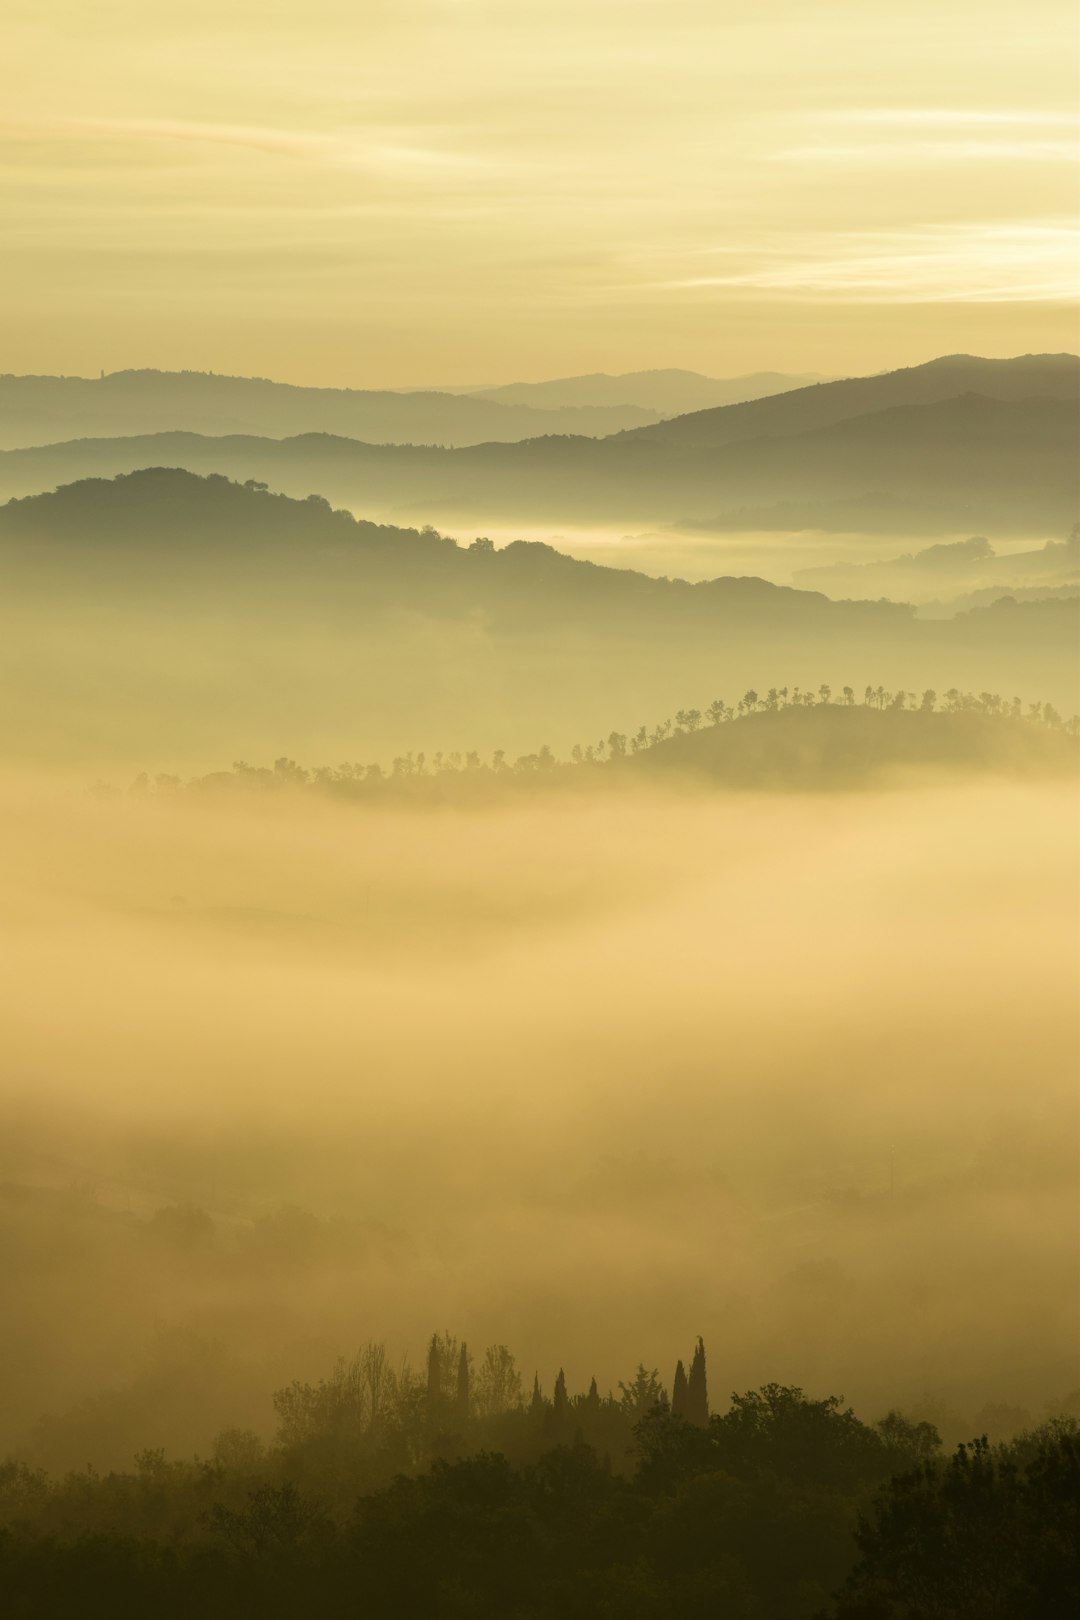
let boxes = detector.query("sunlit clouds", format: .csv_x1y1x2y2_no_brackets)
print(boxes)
2,1,1078,380
665,222,1080,305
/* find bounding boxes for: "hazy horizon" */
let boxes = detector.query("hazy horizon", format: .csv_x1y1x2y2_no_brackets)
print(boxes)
6,2,1079,387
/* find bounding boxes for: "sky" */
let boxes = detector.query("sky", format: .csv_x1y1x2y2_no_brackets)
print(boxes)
3,0,1078,386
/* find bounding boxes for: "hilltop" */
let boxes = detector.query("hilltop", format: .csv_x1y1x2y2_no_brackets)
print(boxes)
175,699,1079,803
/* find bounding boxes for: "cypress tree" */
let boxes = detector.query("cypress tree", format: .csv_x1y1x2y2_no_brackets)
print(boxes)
687,1337,709,1427
426,1333,442,1421
672,1358,689,1420
553,1368,568,1426
456,1342,470,1423
585,1376,601,1413
529,1373,544,1418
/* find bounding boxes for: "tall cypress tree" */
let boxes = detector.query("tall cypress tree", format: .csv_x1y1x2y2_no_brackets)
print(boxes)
686,1337,709,1427
456,1342,470,1423
672,1358,689,1420
553,1368,568,1426
426,1333,442,1422
529,1373,544,1419
585,1376,601,1413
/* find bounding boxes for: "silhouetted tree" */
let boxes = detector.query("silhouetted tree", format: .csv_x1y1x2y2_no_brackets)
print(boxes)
618,1365,665,1422
553,1369,569,1431
473,1344,522,1418
672,1359,689,1420
426,1334,441,1425
687,1338,709,1427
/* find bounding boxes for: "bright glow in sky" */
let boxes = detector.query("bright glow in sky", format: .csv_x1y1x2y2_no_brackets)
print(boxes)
3,1,1078,384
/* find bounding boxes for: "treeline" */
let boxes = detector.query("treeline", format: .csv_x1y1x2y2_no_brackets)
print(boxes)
122,685,1078,800
1,1333,1075,1618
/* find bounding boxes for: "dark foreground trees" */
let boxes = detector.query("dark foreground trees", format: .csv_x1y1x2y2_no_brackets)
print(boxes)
833,1423,1080,1620
1,1379,1074,1619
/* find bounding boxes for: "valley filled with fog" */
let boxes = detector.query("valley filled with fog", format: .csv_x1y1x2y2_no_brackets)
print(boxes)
5,4,1078,1607
4,768,1077,1473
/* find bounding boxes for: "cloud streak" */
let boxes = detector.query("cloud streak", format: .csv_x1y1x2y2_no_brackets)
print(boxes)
2,115,510,183
666,222,1080,304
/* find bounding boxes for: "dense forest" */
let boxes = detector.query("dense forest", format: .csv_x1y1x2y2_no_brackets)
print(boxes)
1,1331,1075,1618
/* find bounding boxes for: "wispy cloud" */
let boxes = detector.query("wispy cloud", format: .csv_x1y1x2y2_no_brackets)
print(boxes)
664,222,1080,304
826,107,1077,128
775,140,1078,164
2,115,512,182
3,114,331,158
771,107,1079,166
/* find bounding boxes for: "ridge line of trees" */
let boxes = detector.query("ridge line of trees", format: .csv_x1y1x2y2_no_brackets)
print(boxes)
121,684,1078,799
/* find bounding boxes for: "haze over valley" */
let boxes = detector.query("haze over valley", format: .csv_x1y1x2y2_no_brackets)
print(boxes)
2,3,1077,1613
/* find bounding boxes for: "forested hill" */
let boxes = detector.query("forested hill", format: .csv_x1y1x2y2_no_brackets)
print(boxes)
627,699,1078,786
158,697,1078,802
0,468,907,632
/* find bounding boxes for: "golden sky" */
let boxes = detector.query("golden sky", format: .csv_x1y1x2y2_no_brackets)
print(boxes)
4,0,1078,385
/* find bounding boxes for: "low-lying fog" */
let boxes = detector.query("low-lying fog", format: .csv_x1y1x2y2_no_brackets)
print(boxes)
3,771,1077,1470
417,522,1071,597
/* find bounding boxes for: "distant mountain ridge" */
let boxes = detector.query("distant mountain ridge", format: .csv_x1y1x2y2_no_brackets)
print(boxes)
620,353,1080,447
0,365,827,453
0,368,661,451
3,469,1076,768
1,354,1074,536
458,368,827,414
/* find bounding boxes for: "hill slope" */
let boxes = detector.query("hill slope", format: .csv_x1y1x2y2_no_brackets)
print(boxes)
181,703,1080,800
623,352,1080,448
627,703,1077,787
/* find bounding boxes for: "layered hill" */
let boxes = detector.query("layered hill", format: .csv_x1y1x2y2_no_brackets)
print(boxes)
0,369,659,451
1,470,1076,776
624,352,1079,448
0,467,907,632
1,356,1074,535
461,368,825,414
